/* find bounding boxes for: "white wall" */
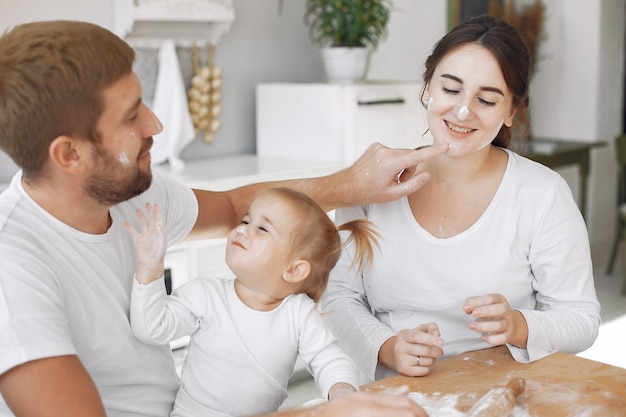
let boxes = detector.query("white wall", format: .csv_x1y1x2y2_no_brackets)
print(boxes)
0,0,623,253
591,1,625,252
368,0,447,82
527,0,624,249
0,0,112,27
531,0,602,141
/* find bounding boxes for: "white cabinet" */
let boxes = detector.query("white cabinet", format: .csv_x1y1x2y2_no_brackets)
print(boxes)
256,82,431,165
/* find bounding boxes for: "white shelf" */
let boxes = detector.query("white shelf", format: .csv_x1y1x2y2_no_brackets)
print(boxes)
115,0,236,47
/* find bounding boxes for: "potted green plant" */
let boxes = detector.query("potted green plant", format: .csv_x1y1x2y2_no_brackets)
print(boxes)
304,0,392,83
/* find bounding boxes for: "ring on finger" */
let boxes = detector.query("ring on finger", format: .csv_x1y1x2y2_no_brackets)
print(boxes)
416,355,421,366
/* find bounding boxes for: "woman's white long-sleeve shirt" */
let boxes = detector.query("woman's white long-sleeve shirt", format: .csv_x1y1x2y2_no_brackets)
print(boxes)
321,150,601,382
131,276,358,417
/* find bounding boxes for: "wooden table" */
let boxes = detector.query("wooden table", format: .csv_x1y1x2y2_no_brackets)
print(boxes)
361,346,626,417
517,138,607,222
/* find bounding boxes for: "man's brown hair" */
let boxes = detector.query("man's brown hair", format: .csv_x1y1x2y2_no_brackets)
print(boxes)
0,20,135,178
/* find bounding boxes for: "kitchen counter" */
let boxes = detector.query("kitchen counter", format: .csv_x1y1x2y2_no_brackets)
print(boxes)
152,153,345,190
361,345,626,416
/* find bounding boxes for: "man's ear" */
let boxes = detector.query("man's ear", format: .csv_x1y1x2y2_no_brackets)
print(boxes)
48,136,87,173
283,260,311,284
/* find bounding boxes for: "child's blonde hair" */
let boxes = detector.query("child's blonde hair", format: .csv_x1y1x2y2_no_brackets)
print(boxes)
258,187,379,303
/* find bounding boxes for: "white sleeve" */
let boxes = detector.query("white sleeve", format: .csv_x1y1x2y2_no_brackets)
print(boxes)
321,205,396,382
130,277,200,344
509,176,601,362
296,299,359,398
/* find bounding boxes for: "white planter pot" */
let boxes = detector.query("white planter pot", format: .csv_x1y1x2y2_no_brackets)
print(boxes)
321,47,370,84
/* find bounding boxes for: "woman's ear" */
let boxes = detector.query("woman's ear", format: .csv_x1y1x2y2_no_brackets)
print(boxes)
283,260,311,284
48,136,87,173
504,108,517,128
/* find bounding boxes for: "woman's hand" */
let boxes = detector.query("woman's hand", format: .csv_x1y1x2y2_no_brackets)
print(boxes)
379,323,445,377
463,294,529,348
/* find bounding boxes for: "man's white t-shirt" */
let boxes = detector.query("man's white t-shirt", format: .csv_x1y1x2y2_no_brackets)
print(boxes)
0,169,198,417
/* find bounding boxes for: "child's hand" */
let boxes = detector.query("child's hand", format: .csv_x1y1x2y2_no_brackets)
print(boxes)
328,382,357,401
125,203,167,284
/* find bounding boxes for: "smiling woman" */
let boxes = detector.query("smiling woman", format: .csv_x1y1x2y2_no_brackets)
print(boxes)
447,0,546,145
422,43,516,156
321,14,599,385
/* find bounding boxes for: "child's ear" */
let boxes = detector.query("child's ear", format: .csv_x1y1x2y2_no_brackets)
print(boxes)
283,260,311,283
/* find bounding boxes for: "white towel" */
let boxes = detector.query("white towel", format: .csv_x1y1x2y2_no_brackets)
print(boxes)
150,40,196,172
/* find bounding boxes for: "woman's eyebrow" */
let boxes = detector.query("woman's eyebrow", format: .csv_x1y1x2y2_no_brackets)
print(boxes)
440,73,504,96
441,73,462,84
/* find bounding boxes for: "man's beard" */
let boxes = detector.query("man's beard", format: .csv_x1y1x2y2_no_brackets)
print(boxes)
84,142,153,206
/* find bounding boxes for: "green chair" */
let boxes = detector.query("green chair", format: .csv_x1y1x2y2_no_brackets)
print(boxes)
606,134,626,295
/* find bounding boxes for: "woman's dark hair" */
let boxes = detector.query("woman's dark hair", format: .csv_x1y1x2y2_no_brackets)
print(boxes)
420,15,531,148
